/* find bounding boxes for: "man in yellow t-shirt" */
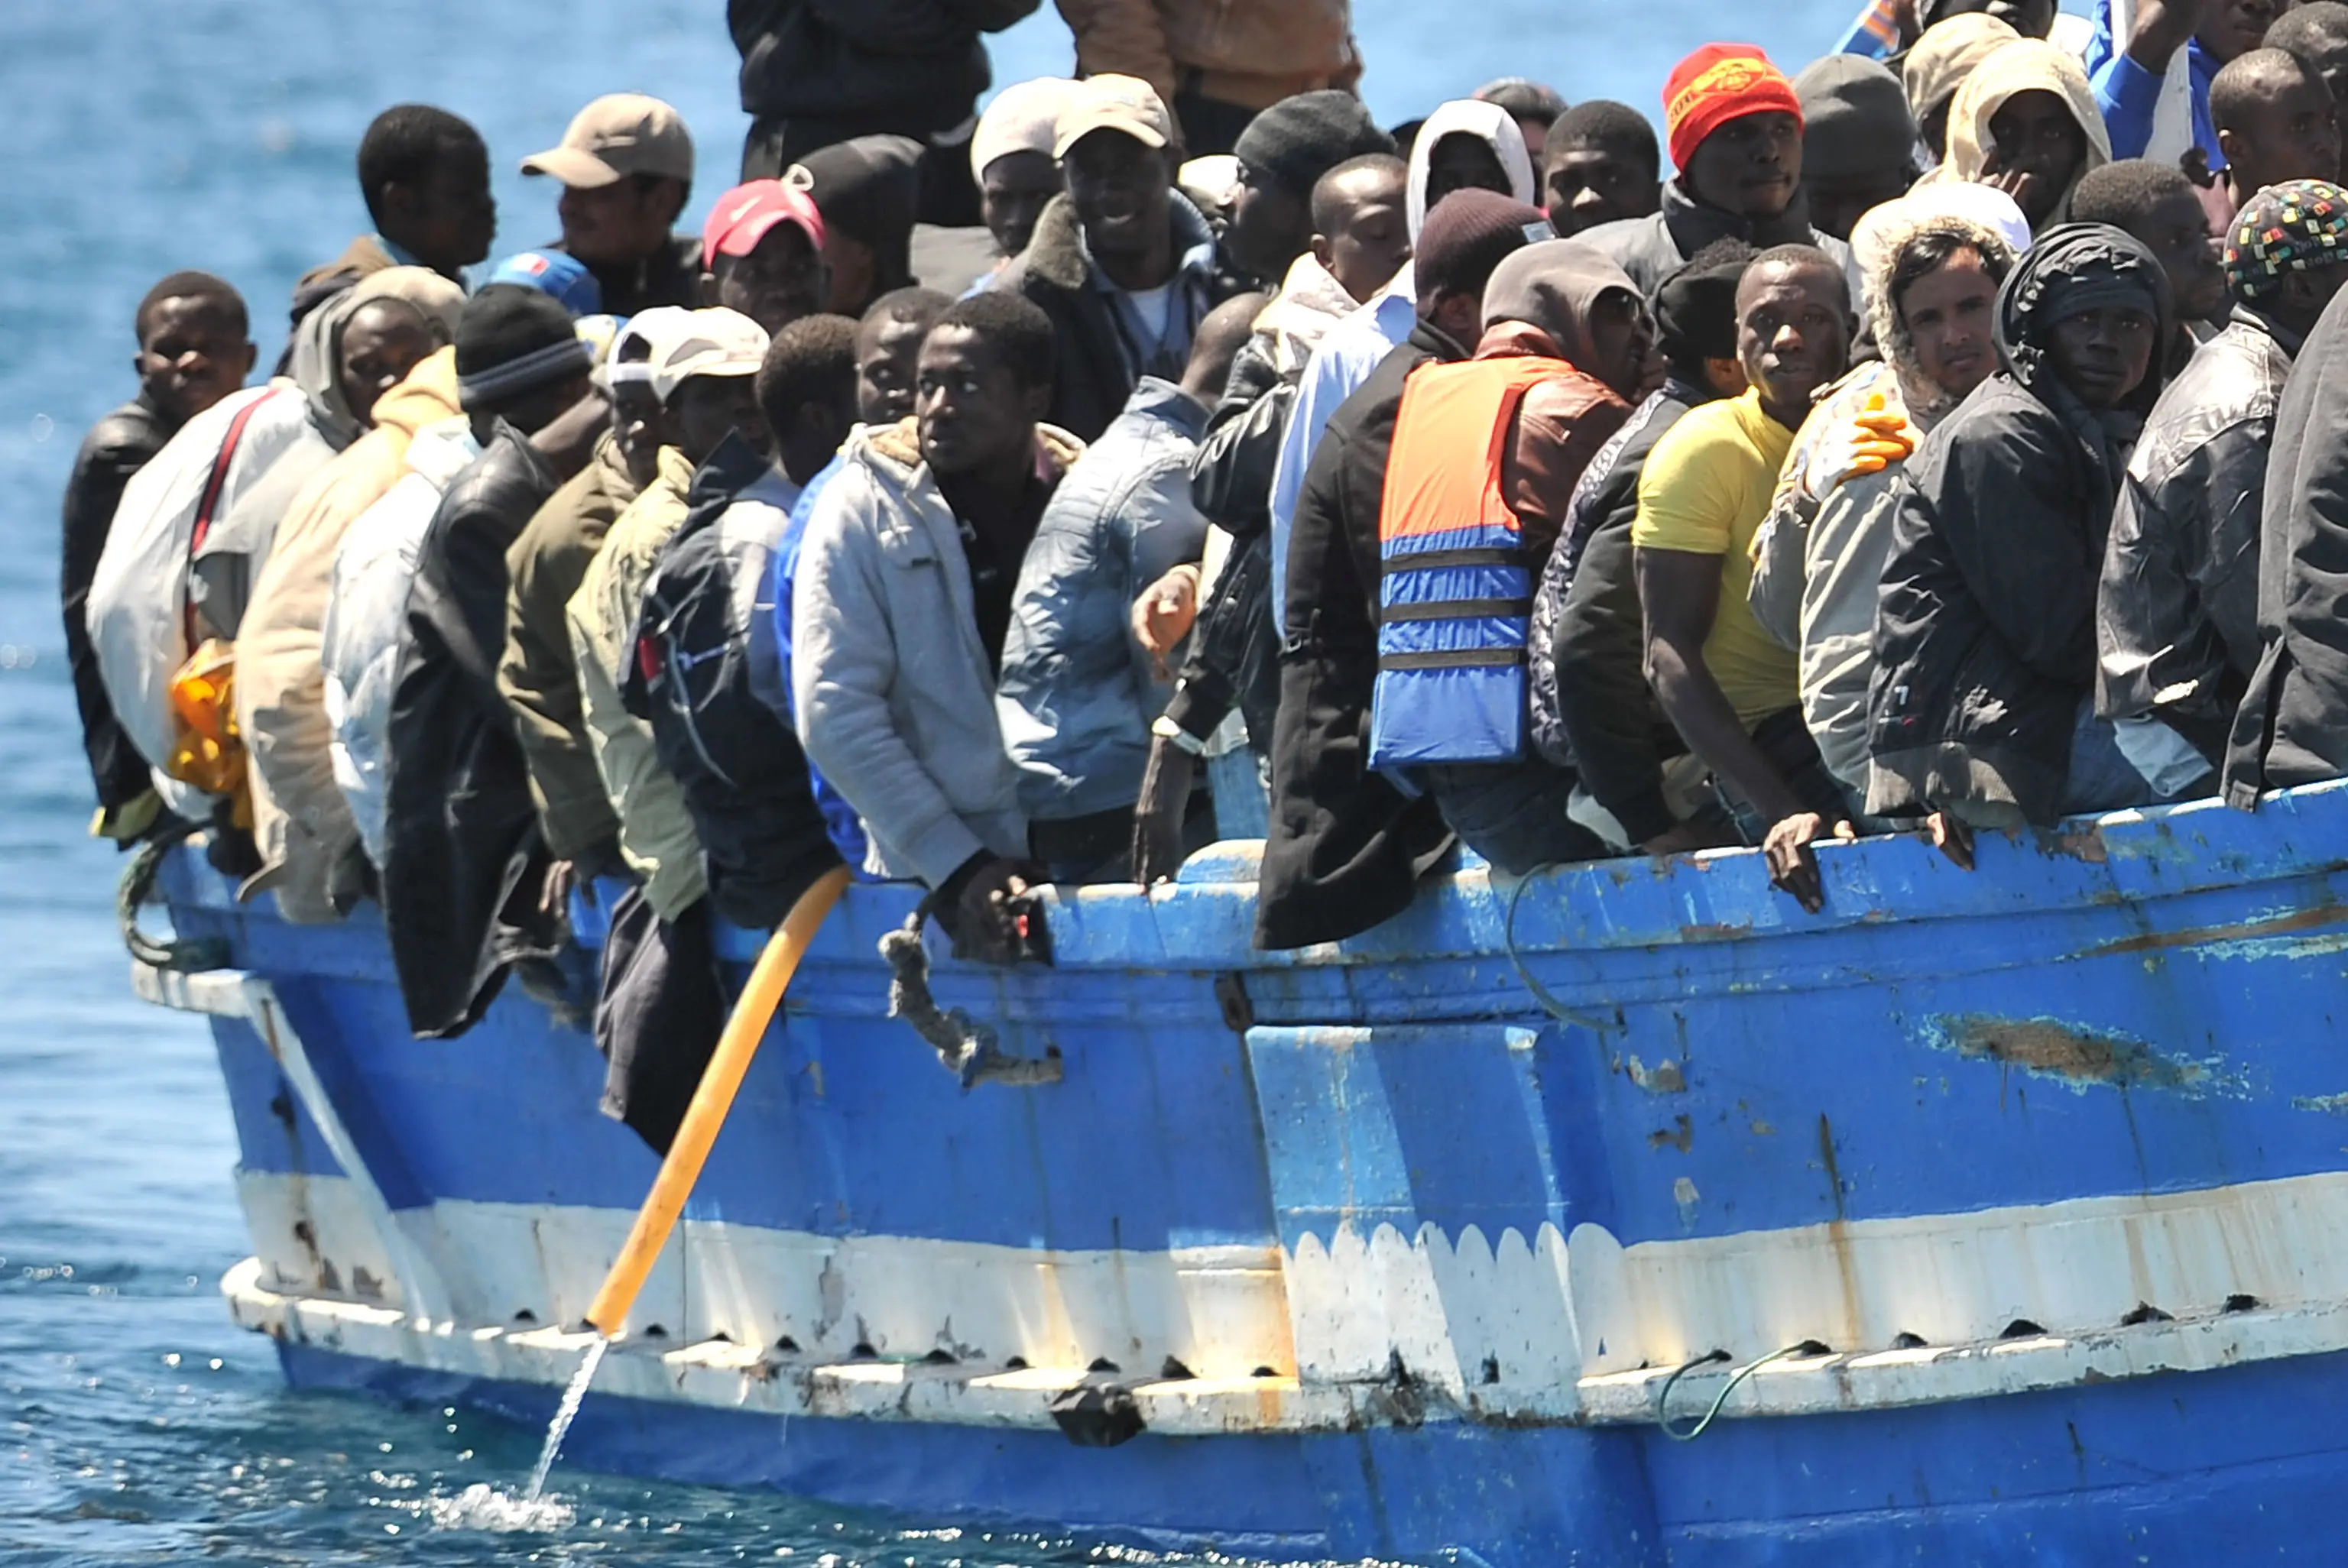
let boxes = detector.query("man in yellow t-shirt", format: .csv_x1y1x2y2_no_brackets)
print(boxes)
1633,243,1855,909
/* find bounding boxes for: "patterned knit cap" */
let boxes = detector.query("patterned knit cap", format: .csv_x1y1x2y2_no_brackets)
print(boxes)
2227,180,2348,303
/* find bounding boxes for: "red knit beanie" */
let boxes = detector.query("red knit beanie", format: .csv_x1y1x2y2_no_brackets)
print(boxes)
1662,44,1804,175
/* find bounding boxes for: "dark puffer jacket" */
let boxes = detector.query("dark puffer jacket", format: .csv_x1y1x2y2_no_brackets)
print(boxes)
383,423,562,1038
2226,285,2348,805
1868,225,2174,826
731,0,1039,138
627,438,843,930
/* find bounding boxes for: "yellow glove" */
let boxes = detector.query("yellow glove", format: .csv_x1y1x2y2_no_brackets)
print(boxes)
1833,390,1916,481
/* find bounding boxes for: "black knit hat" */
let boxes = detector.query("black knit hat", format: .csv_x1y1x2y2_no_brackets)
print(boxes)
455,283,592,411
1413,189,1552,313
1654,238,1755,373
1233,90,1396,199
789,135,923,296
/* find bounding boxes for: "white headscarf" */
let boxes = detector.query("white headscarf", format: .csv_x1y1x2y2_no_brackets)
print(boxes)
1406,99,1538,240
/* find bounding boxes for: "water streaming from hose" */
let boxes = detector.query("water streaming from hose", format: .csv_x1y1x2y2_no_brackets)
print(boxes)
524,1335,608,1504
518,867,851,1505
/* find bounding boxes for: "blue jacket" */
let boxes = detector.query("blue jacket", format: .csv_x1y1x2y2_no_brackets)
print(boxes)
996,378,1211,820
757,452,871,871
2084,2,2224,168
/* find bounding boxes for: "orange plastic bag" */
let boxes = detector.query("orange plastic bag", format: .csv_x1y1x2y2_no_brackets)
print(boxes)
164,638,253,828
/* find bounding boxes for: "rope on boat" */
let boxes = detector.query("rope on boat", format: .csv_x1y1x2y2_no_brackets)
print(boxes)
1501,871,1617,1032
1654,1340,1830,1442
880,903,1063,1090
118,819,230,973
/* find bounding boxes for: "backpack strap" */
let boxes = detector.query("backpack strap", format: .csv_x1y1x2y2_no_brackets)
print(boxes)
183,390,279,647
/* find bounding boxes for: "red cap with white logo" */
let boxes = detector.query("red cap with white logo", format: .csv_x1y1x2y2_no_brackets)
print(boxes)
700,180,827,272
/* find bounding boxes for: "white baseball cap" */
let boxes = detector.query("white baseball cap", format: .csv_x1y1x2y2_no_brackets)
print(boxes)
648,307,770,404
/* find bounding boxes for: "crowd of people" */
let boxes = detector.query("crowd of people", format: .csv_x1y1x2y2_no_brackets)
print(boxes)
60,0,2348,1147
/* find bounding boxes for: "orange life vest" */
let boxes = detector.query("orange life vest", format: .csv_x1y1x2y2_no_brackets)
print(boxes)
1370,355,1575,767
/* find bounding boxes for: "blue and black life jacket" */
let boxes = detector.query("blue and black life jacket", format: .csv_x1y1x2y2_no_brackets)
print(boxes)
1368,355,1574,768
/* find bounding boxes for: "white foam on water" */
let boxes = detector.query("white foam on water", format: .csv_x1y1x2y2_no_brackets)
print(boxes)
426,1481,576,1533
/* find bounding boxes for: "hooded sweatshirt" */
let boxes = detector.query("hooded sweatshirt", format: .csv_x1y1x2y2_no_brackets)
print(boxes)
1468,241,1645,569
238,322,465,922
1750,199,2022,791
1869,223,2174,824
1902,14,2021,160
1390,241,1640,872
193,271,452,640
1404,99,1539,238
1793,54,1920,187
1266,100,1544,620
1924,39,2113,234
86,271,452,810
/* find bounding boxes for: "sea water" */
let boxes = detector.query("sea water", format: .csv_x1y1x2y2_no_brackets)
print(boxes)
0,2,2068,1562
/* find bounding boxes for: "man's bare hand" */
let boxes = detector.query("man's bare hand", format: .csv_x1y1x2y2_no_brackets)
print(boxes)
1130,564,1202,679
1763,812,1856,913
540,859,576,921
2123,0,2213,73
1927,808,1976,871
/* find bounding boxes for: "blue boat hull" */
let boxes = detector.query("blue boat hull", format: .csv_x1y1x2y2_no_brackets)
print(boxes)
149,783,2348,1564
273,1337,2348,1565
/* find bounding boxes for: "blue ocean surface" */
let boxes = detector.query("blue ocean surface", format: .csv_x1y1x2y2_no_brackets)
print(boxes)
0,2,2085,1563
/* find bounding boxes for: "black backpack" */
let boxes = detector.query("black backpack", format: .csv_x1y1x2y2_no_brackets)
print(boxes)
624,439,842,928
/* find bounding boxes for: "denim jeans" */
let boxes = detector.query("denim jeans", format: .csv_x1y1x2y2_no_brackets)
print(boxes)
2066,701,2213,813
1417,760,1610,874
1206,746,1270,840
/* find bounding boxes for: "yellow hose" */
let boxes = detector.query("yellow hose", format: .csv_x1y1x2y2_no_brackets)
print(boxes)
585,864,852,1336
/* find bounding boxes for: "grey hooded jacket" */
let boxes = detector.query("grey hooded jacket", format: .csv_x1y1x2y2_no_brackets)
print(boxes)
792,417,1085,886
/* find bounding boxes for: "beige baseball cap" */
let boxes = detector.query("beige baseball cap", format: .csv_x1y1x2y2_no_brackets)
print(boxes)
649,307,770,403
522,92,695,189
1052,74,1176,160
